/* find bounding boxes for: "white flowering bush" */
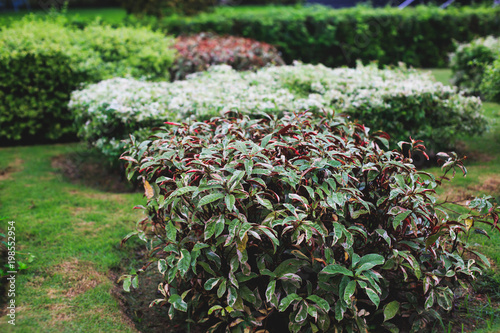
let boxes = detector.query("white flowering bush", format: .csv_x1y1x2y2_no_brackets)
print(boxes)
70,63,486,159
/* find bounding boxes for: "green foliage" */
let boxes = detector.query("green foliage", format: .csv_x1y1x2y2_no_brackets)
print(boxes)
0,17,176,142
480,58,500,103
148,5,500,68
121,111,499,332
450,36,500,96
120,0,217,17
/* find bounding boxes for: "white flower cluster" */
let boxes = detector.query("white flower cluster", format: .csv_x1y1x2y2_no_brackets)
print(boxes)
69,62,483,157
451,36,500,59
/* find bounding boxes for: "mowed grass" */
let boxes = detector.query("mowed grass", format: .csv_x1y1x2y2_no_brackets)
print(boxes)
0,144,143,332
0,7,127,26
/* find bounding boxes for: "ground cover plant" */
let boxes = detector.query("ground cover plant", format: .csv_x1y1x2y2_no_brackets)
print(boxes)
70,63,486,160
171,33,284,80
120,110,498,332
0,16,176,142
450,36,500,97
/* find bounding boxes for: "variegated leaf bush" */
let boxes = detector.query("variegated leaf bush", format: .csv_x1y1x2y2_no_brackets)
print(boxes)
120,111,499,332
70,63,486,160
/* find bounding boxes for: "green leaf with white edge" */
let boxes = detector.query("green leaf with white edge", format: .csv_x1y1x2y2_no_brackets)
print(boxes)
229,170,245,192
307,304,318,320
169,294,188,312
178,249,191,277
165,221,177,241
215,215,225,238
192,243,209,252
279,293,302,312
355,263,380,275
392,210,411,229
204,217,217,240
321,264,354,277
383,301,400,322
158,259,168,275
132,276,139,289
256,195,273,211
295,302,308,323
356,253,385,269
208,305,223,315
343,280,357,303
198,193,225,208
228,285,238,307
217,279,227,298
366,288,380,308
266,280,276,303
225,194,235,211
123,276,132,292
306,295,330,313
204,277,221,291
261,133,273,148
425,290,435,309
170,186,197,197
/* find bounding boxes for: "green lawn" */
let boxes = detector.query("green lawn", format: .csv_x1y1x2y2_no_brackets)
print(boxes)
0,69,499,332
0,7,126,26
0,144,142,332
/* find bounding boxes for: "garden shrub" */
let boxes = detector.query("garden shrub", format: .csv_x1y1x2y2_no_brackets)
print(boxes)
171,33,285,80
147,5,500,68
0,17,176,142
449,36,500,95
120,111,499,332
480,57,500,103
69,63,486,159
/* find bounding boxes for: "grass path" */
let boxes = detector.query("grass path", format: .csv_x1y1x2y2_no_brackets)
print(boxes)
0,69,498,332
0,144,142,332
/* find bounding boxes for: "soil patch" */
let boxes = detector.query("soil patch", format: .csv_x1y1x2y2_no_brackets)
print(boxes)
0,158,23,181
468,175,500,196
51,259,107,299
111,250,207,333
51,152,137,193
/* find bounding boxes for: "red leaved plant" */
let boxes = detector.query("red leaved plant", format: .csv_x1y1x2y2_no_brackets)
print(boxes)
171,33,285,80
120,111,498,332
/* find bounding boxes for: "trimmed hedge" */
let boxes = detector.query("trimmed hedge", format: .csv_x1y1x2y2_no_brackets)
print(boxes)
147,5,500,68
450,36,500,95
119,0,216,17
69,63,486,159
0,18,176,142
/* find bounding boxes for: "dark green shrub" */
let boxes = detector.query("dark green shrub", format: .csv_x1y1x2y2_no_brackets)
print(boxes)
120,111,498,332
0,17,176,142
450,36,500,95
120,0,217,17
149,5,500,68
480,57,500,103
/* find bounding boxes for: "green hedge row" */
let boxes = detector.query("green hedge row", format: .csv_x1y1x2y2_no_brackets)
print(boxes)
0,17,176,142
145,5,500,68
